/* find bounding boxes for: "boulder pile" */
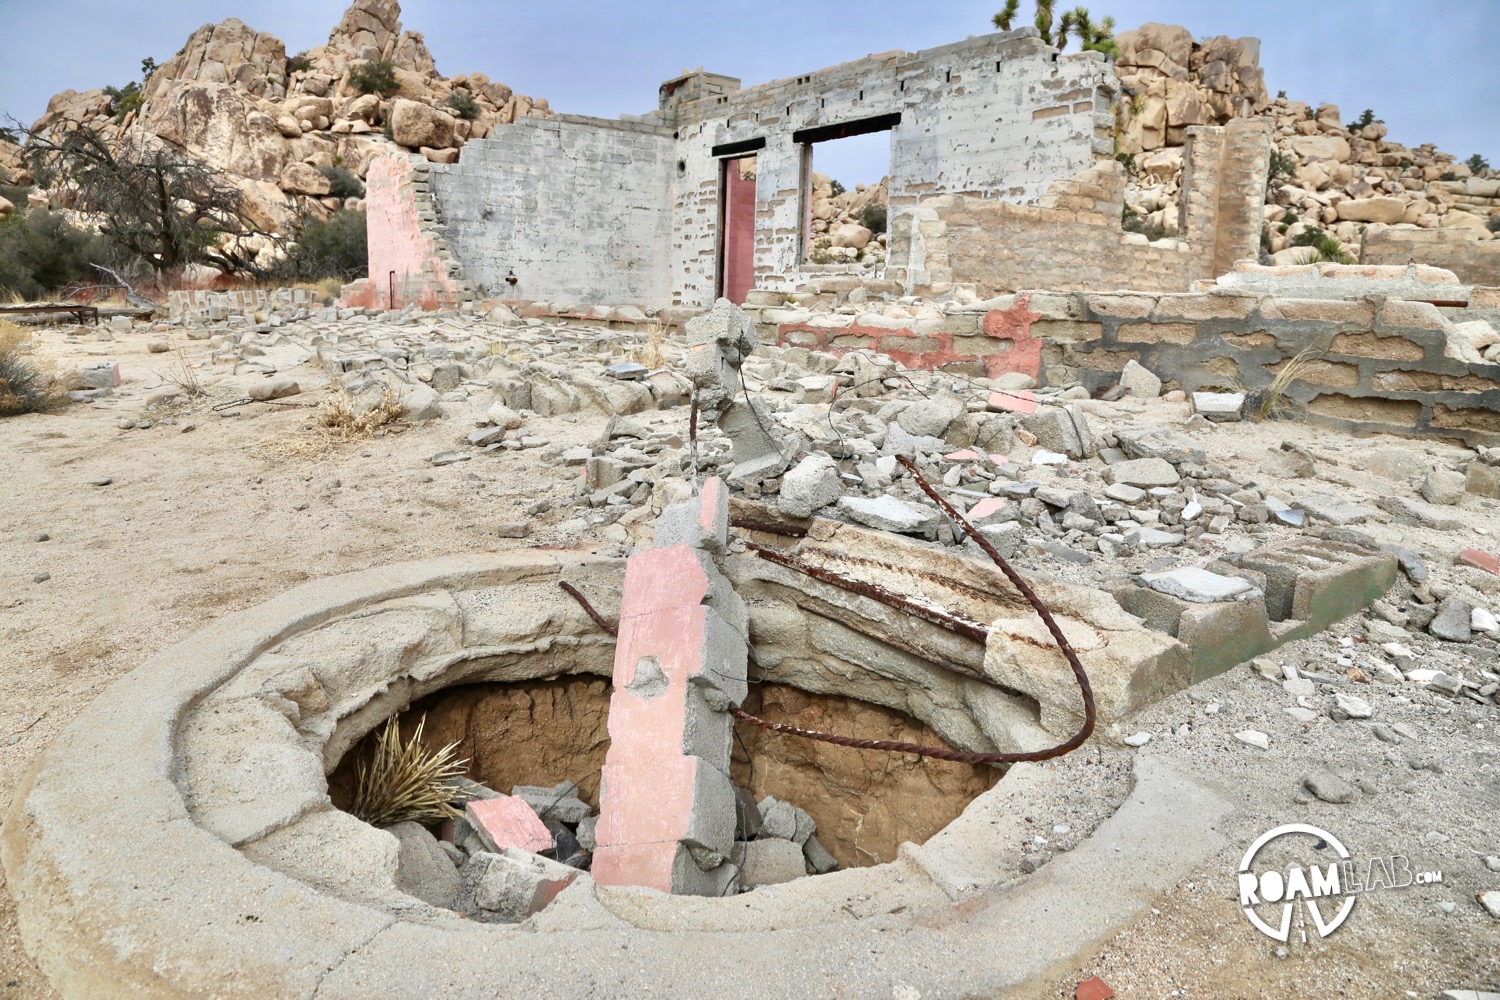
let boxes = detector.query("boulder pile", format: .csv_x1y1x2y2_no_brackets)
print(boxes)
1113,23,1498,257
15,0,551,237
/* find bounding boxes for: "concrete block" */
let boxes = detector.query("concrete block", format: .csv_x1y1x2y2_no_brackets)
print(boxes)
510,783,591,825
388,821,461,909
466,796,553,855
740,838,808,887
457,849,581,922
1239,539,1397,630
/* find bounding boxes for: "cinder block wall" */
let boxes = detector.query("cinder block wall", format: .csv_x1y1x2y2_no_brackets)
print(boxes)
882,118,1272,296
747,284,1500,446
360,155,471,310
667,29,1117,308
1360,225,1500,287
426,115,677,307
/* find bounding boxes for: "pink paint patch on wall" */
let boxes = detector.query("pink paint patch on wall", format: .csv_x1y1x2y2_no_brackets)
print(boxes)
981,292,1043,380
359,155,466,310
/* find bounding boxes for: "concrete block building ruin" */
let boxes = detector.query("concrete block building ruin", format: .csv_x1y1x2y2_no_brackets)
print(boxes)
357,28,1272,314
353,26,1500,447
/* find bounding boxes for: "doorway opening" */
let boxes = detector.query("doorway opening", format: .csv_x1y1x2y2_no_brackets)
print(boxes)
717,154,758,305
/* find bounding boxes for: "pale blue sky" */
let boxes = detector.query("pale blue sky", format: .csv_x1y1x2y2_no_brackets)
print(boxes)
2,0,1495,184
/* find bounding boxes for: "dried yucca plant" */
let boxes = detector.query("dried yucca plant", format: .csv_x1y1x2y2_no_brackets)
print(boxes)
350,716,468,828
633,321,667,370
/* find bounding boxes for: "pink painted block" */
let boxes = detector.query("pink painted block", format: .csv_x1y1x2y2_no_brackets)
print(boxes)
617,545,709,619
944,449,981,462
988,454,1013,467
966,497,1010,522
1458,548,1499,575
988,389,1038,414
466,796,553,855
591,841,680,895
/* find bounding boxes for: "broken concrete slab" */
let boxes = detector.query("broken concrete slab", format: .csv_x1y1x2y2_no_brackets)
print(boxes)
467,796,553,856
1140,566,1257,603
1108,458,1180,488
836,495,938,535
457,848,582,923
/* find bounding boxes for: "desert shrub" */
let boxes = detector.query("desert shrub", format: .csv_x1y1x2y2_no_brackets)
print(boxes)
1487,215,1500,234
1281,210,1299,225
828,179,845,198
1289,226,1328,248
858,202,887,235
0,210,111,300
349,716,466,827
445,90,480,121
287,51,311,74
1346,109,1380,133
349,60,398,97
0,184,29,207
319,166,365,200
1266,149,1297,190
277,210,367,282
0,324,65,416
1114,151,1136,173
1440,171,1457,181
1468,154,1491,174
104,81,143,122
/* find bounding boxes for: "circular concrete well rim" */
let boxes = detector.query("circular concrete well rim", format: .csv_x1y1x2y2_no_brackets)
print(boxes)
2,552,1229,998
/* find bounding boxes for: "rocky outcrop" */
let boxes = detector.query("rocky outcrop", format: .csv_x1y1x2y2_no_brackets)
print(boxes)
1113,24,1497,258
21,0,552,238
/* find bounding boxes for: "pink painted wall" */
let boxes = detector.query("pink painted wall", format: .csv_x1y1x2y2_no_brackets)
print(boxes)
721,159,756,305
360,155,465,311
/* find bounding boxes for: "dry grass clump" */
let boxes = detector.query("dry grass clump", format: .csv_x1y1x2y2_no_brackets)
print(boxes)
159,347,207,397
1258,348,1321,421
0,321,66,417
633,321,667,370
350,716,469,828
258,383,406,459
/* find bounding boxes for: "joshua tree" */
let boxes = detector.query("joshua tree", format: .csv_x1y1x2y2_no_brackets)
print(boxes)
992,0,1021,30
993,1,1116,54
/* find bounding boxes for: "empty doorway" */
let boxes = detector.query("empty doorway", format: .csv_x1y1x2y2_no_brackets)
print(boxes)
717,154,758,304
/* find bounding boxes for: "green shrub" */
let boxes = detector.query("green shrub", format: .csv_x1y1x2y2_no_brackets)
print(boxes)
0,127,18,145
1440,171,1457,181
319,166,365,200
858,203,887,235
0,324,65,417
1289,226,1327,248
1467,154,1491,174
1281,210,1299,225
287,51,312,74
1266,149,1297,190
104,81,143,122
1114,151,1136,173
1488,215,1500,234
828,179,845,198
0,210,112,300
1346,109,1380,133
277,210,367,282
445,90,480,121
349,60,398,97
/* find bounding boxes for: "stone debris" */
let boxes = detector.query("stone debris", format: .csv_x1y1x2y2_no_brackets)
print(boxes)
457,848,580,923
466,796,553,856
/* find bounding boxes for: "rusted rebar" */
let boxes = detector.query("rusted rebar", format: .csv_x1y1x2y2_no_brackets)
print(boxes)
557,459,1096,765
558,581,618,637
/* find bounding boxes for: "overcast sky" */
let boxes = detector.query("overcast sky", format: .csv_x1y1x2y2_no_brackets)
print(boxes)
2,0,1495,185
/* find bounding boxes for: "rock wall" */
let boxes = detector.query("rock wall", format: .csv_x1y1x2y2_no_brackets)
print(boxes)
745,268,1500,446
22,0,553,238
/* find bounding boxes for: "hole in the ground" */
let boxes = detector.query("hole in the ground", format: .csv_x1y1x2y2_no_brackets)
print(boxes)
329,677,1000,874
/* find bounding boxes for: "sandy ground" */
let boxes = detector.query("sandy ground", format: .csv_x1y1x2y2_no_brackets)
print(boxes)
2,320,1498,998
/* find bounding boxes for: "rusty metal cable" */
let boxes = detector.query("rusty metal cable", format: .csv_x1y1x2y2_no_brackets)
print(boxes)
556,460,1096,765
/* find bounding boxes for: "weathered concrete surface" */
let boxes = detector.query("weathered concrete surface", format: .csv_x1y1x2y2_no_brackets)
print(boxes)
2,551,1236,999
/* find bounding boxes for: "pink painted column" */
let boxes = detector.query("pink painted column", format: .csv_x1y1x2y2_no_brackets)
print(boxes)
592,478,747,895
